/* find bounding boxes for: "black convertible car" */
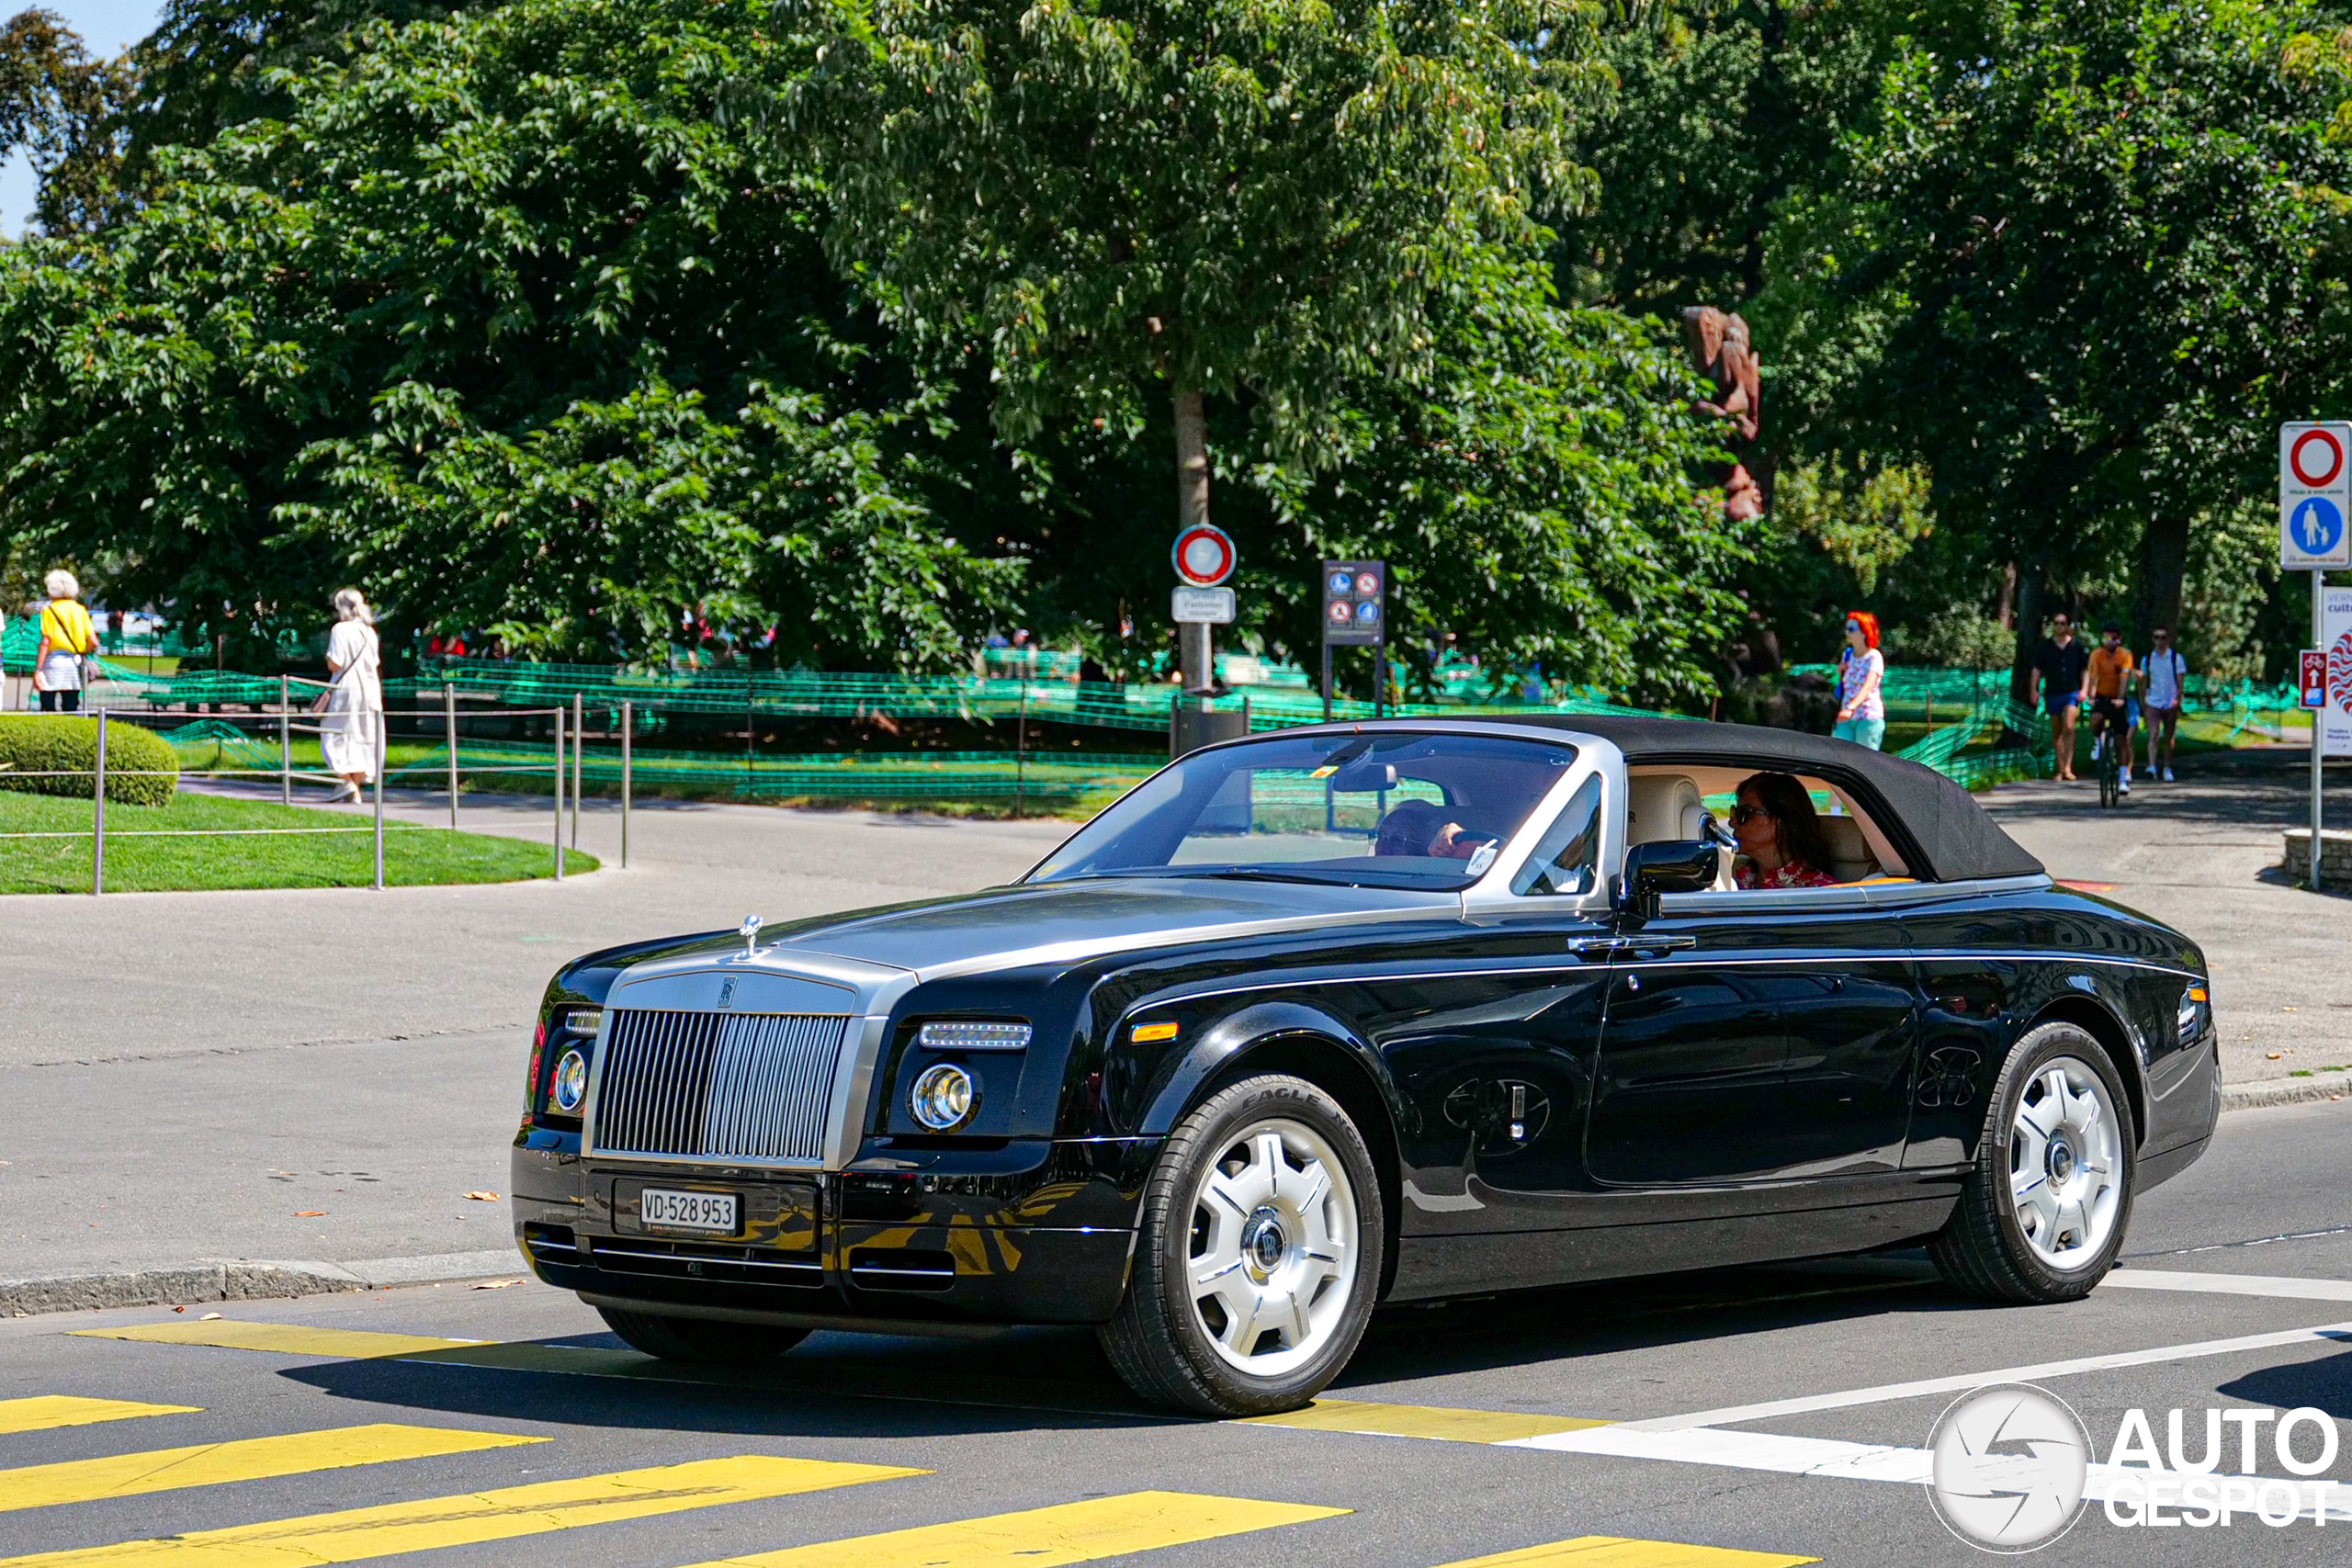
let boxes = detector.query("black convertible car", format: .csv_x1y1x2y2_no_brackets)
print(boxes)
511,716,2219,1415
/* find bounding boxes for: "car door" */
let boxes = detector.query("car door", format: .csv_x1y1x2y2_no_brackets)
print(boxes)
1375,773,1614,1236
1584,886,1917,1187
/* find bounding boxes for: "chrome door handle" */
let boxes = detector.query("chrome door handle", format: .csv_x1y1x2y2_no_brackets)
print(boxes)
1566,937,1621,959
1568,935,1697,960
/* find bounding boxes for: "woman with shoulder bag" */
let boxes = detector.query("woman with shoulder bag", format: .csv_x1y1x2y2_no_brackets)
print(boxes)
33,570,96,714
318,589,383,804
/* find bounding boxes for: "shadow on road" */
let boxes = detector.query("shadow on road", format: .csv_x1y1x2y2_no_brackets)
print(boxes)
273,1258,1968,1436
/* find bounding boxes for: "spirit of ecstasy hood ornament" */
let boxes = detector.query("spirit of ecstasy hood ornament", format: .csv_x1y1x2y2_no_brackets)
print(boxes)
739,913,763,959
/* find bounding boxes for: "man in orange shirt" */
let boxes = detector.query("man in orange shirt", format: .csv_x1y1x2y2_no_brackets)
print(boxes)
2082,622,2137,795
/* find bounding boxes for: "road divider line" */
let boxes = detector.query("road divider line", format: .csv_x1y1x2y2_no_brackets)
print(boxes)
1618,1318,2352,1430
71,1322,489,1359
0,1453,925,1568
1433,1536,1817,1566
0,1423,543,1513
2107,1269,2352,1302
1239,1398,1611,1444
695,1489,1346,1567
0,1399,200,1437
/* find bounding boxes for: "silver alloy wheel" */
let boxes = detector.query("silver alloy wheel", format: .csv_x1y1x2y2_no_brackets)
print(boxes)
2009,1055,2123,1269
1186,1117,1359,1377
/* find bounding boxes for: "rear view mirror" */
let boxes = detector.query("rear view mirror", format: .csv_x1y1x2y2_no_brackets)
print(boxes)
1618,839,1720,925
1329,760,1398,793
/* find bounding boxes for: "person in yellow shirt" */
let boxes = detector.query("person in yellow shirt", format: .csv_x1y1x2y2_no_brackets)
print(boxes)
33,570,96,715
2082,621,2137,795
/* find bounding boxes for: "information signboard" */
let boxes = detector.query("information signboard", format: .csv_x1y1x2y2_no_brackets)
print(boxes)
1170,587,1236,625
1321,560,1385,648
2323,587,2352,758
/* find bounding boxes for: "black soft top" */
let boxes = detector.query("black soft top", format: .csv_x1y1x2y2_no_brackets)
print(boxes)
1516,714,2046,884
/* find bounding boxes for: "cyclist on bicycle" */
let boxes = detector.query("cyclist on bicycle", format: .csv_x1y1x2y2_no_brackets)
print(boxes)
2083,621,2137,795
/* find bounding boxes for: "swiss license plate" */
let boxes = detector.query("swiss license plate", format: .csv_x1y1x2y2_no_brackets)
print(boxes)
639,1188,738,1234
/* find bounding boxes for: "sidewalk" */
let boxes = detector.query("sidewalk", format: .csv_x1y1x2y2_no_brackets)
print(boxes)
1982,746,2352,1092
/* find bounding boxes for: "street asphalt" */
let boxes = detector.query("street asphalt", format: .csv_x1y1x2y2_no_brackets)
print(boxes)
0,744,2343,1285
3,1094,2349,1566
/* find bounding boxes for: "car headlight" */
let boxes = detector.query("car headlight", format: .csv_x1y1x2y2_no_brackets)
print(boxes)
551,1048,589,1113
2178,986,2210,1043
917,1021,1031,1051
910,1063,978,1131
560,1008,603,1039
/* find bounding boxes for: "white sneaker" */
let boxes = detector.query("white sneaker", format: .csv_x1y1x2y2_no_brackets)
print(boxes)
2119,775,2132,795
2163,767,2176,782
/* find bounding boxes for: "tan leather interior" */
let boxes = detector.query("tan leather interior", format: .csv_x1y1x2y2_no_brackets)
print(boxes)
1815,814,1883,884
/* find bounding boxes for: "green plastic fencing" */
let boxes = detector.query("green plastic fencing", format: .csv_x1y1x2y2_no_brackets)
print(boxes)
381,740,1166,801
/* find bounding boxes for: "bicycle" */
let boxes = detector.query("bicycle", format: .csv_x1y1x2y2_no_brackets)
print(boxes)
2093,726,2120,807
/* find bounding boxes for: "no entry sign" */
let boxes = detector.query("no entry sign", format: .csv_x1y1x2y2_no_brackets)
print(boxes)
2280,423,2352,570
1171,525,1237,587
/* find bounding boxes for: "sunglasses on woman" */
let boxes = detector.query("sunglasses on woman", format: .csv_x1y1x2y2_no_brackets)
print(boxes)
1730,803,1769,826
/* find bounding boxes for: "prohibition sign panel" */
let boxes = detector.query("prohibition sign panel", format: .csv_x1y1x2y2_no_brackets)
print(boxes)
1172,525,1237,587
2280,423,2352,570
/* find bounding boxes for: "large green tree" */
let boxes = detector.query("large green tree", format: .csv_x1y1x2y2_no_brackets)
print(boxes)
806,0,1608,585
0,0,1014,667
1777,0,2352,690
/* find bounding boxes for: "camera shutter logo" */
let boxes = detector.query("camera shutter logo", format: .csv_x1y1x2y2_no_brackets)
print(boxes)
1926,1383,2091,1552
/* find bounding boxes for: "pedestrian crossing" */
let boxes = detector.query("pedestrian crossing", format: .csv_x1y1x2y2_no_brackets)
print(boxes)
17,1314,1821,1567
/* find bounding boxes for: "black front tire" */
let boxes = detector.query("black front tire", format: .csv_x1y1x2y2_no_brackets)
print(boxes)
597,1306,809,1364
1099,1072,1385,1417
1930,1021,2136,1303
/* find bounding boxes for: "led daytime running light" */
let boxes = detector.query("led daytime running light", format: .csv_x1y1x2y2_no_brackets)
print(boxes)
917,1021,1032,1051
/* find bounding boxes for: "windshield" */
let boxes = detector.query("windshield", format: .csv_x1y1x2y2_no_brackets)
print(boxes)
1028,731,1579,891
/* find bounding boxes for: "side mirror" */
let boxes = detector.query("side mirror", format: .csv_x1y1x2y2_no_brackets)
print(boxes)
1617,840,1720,926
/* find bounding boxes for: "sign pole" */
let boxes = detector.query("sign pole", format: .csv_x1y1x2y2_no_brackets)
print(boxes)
2315,568,2328,892
1321,643,1332,723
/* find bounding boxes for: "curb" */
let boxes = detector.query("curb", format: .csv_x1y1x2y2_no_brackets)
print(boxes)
2221,1077,2350,1113
0,1248,524,1318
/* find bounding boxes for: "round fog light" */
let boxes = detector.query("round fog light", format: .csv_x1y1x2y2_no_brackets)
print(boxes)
552,1048,588,1113
910,1063,978,1131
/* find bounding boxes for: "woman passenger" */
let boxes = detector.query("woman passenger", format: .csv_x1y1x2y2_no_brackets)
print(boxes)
1730,771,1838,888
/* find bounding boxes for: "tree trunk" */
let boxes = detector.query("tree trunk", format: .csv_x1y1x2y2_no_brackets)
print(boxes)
1173,386,1212,694
1998,561,2018,630
2006,559,2044,727
2136,512,2191,652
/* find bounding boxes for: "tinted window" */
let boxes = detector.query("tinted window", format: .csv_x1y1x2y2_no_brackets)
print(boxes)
1030,732,1579,891
1512,775,1603,897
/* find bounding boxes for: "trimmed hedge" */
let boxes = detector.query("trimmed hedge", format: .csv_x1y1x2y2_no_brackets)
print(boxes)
0,716,179,807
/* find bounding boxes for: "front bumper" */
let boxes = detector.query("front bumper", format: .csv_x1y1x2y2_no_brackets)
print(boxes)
511,1134,1158,1329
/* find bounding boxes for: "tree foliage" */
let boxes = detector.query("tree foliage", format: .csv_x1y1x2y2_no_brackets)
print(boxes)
0,0,1015,667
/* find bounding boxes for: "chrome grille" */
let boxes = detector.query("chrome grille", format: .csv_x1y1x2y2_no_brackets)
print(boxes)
592,1009,848,1163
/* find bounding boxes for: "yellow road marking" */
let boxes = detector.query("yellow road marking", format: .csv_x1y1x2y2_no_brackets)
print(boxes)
0,1399,200,1437
72,1322,484,1359
1240,1398,1612,1444
0,1454,924,1568
0,1423,542,1513
1437,1540,1817,1567
703,1490,1347,1567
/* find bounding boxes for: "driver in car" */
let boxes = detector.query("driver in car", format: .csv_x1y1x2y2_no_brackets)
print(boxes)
1374,799,1492,860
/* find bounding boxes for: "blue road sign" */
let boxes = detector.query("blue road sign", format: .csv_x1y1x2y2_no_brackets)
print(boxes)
2291,497,2346,558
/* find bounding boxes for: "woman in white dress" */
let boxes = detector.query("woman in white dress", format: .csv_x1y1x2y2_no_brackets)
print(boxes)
320,588,383,803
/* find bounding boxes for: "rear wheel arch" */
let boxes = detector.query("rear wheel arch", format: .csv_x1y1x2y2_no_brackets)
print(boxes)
2026,995,2146,1147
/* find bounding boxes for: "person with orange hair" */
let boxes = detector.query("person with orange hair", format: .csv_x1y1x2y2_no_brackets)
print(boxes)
1833,611,1886,750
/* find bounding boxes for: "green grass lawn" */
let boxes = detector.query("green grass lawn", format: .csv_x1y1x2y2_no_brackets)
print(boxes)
0,788,594,893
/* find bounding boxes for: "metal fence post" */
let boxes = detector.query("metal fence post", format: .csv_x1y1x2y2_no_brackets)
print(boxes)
620,700,632,871
445,683,459,829
552,705,566,881
91,708,107,896
372,746,385,891
571,692,582,850
278,675,291,806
